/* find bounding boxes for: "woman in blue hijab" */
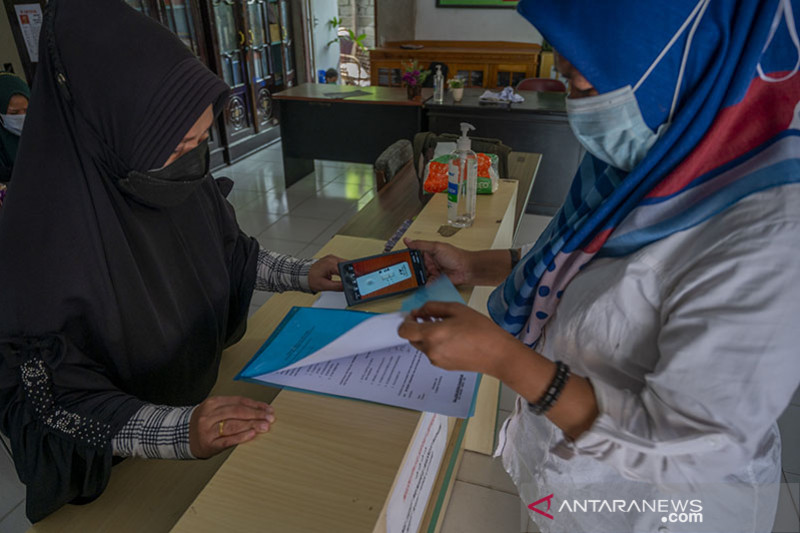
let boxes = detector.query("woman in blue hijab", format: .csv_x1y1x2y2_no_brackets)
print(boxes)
400,0,800,531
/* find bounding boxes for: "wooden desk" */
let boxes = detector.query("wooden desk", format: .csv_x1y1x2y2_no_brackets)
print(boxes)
426,88,583,216
273,84,430,187
338,152,541,242
170,183,518,533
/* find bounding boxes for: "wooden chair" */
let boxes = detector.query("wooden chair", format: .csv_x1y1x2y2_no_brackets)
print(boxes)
516,77,566,92
338,29,370,86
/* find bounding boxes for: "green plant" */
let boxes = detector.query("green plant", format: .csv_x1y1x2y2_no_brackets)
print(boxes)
325,18,368,51
447,78,464,89
401,60,430,87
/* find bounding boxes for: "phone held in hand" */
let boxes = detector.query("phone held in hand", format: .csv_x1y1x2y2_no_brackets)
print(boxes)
338,249,427,307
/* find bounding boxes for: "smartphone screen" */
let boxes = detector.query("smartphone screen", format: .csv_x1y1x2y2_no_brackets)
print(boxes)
339,249,427,306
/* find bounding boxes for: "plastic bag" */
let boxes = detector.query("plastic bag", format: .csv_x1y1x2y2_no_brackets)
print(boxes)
423,152,499,194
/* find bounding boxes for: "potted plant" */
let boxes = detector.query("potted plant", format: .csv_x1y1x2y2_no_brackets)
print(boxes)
401,60,430,100
448,77,465,102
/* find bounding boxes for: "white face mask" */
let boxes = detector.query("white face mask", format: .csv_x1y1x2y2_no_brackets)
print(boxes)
566,87,666,172
566,0,711,171
0,113,25,136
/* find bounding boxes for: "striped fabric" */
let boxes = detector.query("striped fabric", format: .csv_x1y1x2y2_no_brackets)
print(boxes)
489,0,800,345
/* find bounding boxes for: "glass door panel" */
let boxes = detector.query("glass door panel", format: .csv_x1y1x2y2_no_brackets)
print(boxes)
279,0,294,84
212,0,255,141
124,0,152,16
266,1,284,86
246,0,274,127
161,0,200,55
213,0,244,88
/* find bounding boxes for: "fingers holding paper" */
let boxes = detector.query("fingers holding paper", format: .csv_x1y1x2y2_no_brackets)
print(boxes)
189,395,276,459
397,301,517,378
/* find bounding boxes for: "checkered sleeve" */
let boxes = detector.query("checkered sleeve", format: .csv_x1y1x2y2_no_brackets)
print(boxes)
111,404,195,460
255,247,315,293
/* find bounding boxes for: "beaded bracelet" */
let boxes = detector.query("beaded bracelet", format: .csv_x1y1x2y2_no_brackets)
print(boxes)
528,361,571,415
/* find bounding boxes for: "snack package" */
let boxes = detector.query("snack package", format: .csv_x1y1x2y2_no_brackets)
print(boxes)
476,153,499,194
423,152,499,194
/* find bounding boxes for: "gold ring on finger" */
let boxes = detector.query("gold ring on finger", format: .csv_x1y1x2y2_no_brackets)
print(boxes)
218,420,225,437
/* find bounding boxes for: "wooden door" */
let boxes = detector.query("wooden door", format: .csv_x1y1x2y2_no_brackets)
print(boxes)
207,0,258,147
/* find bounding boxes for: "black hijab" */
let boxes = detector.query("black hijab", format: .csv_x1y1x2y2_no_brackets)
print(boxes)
0,0,258,521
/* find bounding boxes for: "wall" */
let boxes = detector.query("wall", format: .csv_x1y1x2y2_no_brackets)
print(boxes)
337,0,376,48
376,0,415,46
414,1,541,44
0,7,23,75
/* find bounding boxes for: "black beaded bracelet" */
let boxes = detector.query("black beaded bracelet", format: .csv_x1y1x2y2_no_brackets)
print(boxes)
528,361,571,415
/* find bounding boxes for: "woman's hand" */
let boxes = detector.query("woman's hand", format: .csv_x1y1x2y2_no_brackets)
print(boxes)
189,396,275,459
397,301,519,377
309,254,343,292
403,238,474,285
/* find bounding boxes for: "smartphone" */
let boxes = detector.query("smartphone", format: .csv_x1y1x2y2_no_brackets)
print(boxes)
338,249,427,306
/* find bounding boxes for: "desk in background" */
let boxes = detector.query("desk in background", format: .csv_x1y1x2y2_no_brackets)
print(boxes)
273,84,430,187
426,88,584,216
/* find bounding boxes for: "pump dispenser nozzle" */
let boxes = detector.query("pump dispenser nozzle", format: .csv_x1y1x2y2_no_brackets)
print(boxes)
457,122,476,152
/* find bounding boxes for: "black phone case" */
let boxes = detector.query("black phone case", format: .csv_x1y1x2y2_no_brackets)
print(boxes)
338,249,427,307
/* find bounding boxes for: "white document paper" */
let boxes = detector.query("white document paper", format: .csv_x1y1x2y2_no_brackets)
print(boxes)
14,4,43,63
251,313,478,417
387,412,448,533
312,291,348,309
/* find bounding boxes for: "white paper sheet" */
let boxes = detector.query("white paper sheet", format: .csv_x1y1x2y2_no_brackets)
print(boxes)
312,291,348,309
253,342,477,418
387,412,448,533
14,4,42,63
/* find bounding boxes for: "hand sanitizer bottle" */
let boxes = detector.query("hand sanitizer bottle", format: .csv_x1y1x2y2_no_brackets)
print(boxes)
433,65,444,104
447,122,478,227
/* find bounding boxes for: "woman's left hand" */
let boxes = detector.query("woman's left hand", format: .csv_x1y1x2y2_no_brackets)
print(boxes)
308,254,343,292
397,301,518,377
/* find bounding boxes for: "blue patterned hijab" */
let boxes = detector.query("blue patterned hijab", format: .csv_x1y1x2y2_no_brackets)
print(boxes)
488,0,800,344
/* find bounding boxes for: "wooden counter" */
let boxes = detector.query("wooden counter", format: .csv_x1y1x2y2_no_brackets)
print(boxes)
338,152,541,243
171,182,518,533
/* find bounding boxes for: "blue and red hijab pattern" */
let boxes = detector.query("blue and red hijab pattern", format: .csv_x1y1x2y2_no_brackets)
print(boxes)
488,0,800,344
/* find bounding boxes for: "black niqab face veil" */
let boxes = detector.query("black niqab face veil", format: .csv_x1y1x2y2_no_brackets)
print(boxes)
0,0,258,521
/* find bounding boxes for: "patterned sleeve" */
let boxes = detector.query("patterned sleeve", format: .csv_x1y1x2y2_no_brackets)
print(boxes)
111,404,195,460
255,247,316,293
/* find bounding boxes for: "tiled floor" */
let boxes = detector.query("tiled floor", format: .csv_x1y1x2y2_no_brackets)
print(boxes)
1,145,799,532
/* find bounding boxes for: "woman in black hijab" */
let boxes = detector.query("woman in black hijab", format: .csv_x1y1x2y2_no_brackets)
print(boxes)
0,0,341,521
0,72,30,183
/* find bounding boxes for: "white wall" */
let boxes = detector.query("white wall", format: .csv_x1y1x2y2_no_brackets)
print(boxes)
414,1,541,44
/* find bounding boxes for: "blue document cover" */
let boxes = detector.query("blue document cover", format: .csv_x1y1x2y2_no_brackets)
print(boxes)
237,282,482,418
237,307,376,377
